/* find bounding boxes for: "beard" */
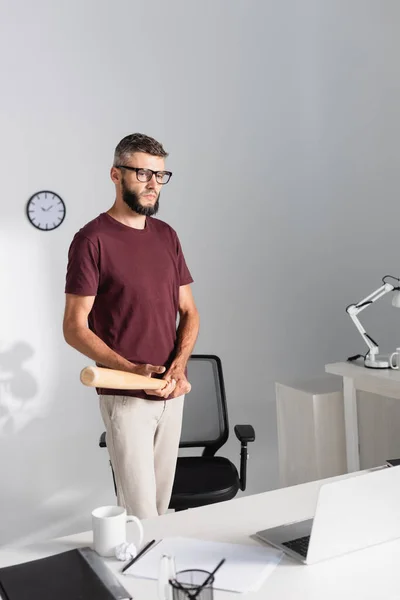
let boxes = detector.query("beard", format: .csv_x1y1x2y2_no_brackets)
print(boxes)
121,179,160,217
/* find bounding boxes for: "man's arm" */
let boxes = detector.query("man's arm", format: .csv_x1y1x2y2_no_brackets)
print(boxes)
164,284,200,398
63,294,173,387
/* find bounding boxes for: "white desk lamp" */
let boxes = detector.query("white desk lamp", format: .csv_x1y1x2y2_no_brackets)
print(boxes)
346,275,400,368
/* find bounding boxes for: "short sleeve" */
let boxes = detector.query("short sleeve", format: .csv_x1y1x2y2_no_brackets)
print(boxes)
175,234,193,286
65,233,99,295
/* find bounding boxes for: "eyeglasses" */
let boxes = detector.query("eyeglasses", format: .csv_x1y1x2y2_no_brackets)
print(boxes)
116,165,172,185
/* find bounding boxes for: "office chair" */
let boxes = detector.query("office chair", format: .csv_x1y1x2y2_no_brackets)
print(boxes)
99,354,256,511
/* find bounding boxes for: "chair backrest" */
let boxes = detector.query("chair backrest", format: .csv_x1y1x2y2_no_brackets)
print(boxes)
180,355,229,454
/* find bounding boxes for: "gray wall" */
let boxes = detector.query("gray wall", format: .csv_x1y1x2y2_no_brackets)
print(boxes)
1,0,400,545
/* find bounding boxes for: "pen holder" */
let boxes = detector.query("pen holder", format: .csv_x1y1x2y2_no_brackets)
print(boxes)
169,569,214,600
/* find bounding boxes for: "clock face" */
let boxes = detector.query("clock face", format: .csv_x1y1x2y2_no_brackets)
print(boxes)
26,191,66,231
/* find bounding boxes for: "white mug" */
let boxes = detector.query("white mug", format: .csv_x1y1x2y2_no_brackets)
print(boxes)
389,348,400,370
92,505,144,557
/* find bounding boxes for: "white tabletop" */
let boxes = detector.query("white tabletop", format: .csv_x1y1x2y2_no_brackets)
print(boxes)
326,361,400,398
1,472,400,599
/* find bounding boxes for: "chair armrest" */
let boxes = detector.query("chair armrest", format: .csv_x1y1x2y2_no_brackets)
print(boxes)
234,425,255,492
234,425,255,443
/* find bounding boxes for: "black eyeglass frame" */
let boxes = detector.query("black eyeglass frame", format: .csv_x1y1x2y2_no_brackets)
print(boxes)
115,165,172,185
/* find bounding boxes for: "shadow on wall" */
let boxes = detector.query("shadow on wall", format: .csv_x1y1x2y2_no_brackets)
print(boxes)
0,341,38,433
0,337,113,547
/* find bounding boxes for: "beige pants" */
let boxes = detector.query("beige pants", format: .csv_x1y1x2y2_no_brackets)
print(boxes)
99,394,184,519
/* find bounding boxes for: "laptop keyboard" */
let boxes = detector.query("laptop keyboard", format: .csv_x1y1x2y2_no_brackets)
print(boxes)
282,535,310,557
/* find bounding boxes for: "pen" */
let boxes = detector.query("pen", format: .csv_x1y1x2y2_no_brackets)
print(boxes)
198,558,226,591
121,539,157,573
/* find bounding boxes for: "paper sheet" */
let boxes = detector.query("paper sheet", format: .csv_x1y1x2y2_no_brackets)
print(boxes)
125,537,282,593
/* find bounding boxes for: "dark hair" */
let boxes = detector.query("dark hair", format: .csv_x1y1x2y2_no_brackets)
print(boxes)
113,133,168,165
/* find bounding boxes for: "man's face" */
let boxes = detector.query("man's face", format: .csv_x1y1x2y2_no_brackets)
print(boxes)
117,152,165,216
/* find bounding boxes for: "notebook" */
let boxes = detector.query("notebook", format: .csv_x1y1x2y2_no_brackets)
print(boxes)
125,537,282,593
0,547,131,600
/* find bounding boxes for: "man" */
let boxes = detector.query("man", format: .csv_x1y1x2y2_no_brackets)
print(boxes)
63,133,199,518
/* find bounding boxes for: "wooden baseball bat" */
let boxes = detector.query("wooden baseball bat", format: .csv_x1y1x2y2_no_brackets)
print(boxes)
80,366,167,390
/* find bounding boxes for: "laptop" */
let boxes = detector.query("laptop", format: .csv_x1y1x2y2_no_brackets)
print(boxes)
256,464,400,564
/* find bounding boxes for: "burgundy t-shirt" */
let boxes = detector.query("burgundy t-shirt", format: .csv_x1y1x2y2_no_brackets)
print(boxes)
65,212,193,399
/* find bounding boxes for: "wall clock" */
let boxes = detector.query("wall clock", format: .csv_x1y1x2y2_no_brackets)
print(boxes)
26,191,66,231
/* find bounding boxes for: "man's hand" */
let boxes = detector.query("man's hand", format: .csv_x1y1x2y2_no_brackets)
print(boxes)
133,363,177,399
131,363,166,378
162,367,191,399
142,365,191,399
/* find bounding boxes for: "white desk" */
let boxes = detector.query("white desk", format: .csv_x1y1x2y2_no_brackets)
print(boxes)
2,472,400,600
326,361,400,472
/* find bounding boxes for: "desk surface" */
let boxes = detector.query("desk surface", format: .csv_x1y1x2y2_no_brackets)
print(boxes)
1,472,400,600
326,361,400,380
326,361,400,398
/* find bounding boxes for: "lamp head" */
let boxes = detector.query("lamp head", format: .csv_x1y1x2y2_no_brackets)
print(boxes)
392,289,400,308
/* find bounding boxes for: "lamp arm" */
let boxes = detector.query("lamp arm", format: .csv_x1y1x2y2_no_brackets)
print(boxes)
346,283,394,358
348,283,394,315
347,312,378,355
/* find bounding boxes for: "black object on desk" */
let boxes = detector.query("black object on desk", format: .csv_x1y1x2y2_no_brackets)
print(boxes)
169,559,225,600
0,547,131,600
169,569,215,600
121,538,157,573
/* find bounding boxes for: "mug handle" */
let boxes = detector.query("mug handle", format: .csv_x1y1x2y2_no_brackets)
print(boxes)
126,515,144,547
389,352,399,369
